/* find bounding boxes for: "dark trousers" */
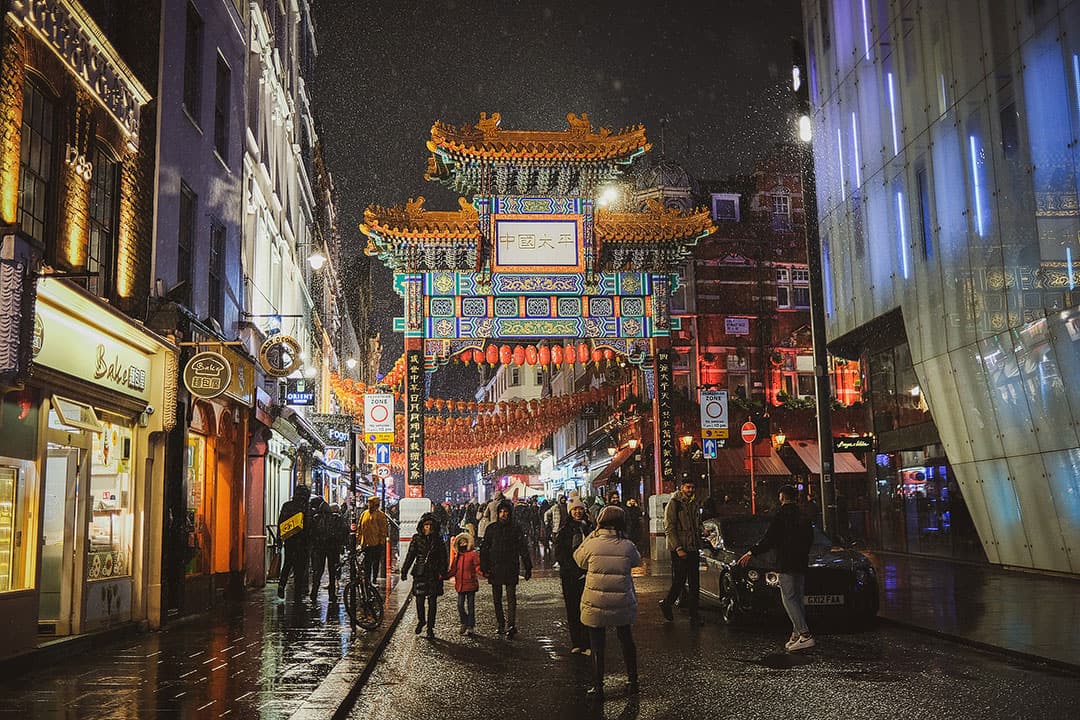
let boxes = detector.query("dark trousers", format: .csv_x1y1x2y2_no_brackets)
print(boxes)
664,550,700,616
279,544,309,599
491,583,517,628
416,594,438,628
588,625,637,688
560,574,589,649
362,544,384,586
457,591,476,627
310,549,338,599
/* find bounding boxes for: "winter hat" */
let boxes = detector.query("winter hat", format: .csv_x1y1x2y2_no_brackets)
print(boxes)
418,512,440,532
597,505,627,532
567,497,587,514
454,532,474,550
496,499,514,516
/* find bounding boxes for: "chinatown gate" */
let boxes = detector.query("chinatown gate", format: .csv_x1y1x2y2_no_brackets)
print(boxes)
361,113,715,499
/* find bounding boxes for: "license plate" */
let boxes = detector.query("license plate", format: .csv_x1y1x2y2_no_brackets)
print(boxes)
804,594,844,605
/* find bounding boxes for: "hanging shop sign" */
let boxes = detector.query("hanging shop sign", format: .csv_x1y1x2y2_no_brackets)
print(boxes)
834,435,874,453
655,347,676,486
182,351,231,400
218,345,255,407
310,413,354,447
259,334,302,377
284,378,316,406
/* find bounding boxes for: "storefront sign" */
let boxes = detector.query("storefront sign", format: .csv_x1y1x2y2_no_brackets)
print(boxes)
259,334,302,377
218,345,255,407
182,351,231,399
284,378,316,406
834,435,874,453
310,413,354,447
724,317,750,336
11,0,152,143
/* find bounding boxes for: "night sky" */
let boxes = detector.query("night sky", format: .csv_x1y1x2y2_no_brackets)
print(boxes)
312,0,805,351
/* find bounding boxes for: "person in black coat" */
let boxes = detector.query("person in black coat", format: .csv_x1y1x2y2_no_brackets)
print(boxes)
738,484,815,652
277,484,311,601
479,500,532,638
553,497,593,654
401,512,448,638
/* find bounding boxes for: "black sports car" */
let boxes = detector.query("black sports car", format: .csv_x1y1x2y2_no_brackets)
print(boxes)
699,515,879,625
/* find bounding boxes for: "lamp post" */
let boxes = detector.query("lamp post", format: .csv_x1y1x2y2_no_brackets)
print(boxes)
793,37,838,536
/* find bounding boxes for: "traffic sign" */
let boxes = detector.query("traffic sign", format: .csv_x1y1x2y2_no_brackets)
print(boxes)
366,432,394,444
375,443,391,465
375,464,391,479
741,421,757,444
702,428,729,439
364,393,395,435
702,438,718,459
700,390,728,431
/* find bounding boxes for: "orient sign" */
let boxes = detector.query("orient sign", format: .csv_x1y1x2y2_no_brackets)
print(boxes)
259,334,302,377
182,351,231,400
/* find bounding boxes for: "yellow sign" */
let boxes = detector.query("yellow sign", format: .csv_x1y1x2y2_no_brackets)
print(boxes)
279,511,304,541
702,428,729,439
366,433,394,443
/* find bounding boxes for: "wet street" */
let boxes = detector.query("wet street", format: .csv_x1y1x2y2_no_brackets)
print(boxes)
349,571,1080,720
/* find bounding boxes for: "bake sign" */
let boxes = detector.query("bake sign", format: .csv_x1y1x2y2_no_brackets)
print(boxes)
95,344,147,393
182,351,231,399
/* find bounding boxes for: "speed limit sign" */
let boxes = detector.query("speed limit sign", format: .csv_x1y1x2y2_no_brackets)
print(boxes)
375,464,391,478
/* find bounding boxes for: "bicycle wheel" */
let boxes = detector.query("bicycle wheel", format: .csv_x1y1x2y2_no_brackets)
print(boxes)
343,581,358,625
355,587,382,631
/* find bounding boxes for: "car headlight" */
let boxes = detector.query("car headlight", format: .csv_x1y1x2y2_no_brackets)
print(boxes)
747,569,759,582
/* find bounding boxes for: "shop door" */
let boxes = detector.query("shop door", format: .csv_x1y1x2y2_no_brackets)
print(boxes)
39,440,89,635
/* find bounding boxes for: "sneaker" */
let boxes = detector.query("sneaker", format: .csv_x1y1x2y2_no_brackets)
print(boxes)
496,625,506,635
788,634,816,652
507,625,518,639
414,621,425,635
582,648,592,657
659,600,674,622
277,585,285,600
426,629,435,639
570,647,582,655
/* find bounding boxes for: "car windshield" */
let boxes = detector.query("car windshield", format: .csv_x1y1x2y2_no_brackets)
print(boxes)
719,518,772,549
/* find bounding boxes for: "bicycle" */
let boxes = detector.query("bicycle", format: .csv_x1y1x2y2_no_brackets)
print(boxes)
343,547,384,631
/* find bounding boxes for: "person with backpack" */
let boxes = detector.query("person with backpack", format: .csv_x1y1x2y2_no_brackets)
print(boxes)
277,484,311,601
401,512,448,639
738,484,816,652
309,495,344,603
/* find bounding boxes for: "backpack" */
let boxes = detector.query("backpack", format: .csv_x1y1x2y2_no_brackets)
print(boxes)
311,509,334,548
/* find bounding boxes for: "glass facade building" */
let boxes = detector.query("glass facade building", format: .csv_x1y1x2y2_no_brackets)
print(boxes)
803,0,1080,573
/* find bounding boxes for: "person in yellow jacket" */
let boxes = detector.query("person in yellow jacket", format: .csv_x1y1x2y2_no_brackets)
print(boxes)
357,496,389,586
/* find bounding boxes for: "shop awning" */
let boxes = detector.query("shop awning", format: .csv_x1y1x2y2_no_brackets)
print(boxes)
712,442,792,477
276,407,327,451
591,446,634,487
789,440,866,474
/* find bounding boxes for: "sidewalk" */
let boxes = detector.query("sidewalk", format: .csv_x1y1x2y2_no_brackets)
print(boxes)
866,551,1080,671
0,575,409,719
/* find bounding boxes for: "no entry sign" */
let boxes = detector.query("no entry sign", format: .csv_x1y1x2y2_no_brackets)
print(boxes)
741,421,757,444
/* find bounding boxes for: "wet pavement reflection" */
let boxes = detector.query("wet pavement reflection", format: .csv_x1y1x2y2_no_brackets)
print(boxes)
0,576,397,719
348,572,1080,720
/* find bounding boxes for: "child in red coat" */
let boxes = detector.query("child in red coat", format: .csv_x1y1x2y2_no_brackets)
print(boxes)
447,532,481,635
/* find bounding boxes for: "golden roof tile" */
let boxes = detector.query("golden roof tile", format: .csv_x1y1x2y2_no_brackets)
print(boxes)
428,112,651,162
361,196,481,242
595,198,716,243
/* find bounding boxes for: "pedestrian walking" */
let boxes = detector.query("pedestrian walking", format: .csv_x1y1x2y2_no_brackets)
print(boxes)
738,484,816,651
277,484,311,601
357,496,389,586
309,495,347,602
400,512,448,639
660,479,703,625
624,498,643,547
477,490,505,540
479,499,532,638
447,532,481,635
553,497,593,654
573,505,641,700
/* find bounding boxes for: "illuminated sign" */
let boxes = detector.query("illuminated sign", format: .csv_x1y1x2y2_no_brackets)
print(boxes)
834,435,874,453
182,351,230,400
493,215,583,272
259,334,302,377
284,378,316,406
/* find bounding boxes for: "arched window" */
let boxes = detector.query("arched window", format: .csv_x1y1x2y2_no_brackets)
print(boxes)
17,79,57,245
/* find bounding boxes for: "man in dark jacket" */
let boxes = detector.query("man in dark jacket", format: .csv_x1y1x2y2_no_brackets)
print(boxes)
553,497,593,654
309,496,345,602
480,500,532,638
739,484,815,651
277,484,311,601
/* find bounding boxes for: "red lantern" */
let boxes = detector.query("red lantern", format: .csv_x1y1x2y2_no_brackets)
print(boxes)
487,345,499,365
473,349,485,365
525,345,538,365
578,343,590,365
500,345,512,365
538,346,551,366
513,345,526,366
591,349,603,365
551,345,563,365
603,348,615,361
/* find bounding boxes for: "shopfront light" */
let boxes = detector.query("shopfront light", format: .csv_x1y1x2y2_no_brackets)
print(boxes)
307,251,327,271
798,114,812,142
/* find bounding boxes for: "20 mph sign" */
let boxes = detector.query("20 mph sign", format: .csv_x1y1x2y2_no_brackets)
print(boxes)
364,394,395,437
700,390,729,439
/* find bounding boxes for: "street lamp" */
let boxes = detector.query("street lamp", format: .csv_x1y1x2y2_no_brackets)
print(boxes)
307,251,327,271
346,357,358,370
607,446,617,457
679,434,694,451
772,429,787,449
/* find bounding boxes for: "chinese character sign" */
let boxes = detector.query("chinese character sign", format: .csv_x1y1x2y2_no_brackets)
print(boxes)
406,350,425,490
655,347,676,487
493,217,582,271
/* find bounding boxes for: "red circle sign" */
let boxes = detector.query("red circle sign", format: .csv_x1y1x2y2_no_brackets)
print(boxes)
370,404,390,423
704,400,724,420
741,421,757,444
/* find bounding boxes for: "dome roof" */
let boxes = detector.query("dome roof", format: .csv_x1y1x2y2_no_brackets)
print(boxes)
635,159,693,191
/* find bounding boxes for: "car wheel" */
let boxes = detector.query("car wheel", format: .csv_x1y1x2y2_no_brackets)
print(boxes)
719,572,742,625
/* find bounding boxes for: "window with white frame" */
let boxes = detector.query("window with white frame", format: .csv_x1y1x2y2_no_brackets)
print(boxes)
777,266,810,309
711,193,740,222
771,193,791,230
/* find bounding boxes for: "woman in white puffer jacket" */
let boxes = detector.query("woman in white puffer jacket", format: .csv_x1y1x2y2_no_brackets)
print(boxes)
573,505,641,701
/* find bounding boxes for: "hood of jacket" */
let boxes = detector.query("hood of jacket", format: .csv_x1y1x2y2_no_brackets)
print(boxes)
454,532,475,551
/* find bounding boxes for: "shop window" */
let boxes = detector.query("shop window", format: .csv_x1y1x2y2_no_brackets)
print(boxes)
18,79,56,246
88,419,133,580
0,459,37,592
51,395,102,433
185,434,209,575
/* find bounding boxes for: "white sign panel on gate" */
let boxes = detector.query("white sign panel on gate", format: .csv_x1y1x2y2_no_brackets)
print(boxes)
364,393,395,435
398,497,433,569
700,390,728,431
